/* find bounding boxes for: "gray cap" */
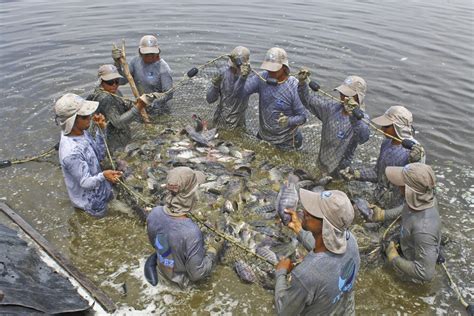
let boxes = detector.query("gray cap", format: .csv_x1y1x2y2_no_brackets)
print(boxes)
54,93,98,135
260,47,289,72
386,163,436,210
335,76,367,107
229,46,250,67
299,189,354,254
139,35,160,55
98,64,123,81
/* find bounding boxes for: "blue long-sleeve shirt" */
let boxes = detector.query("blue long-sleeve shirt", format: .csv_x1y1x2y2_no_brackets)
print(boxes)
58,130,112,217
235,72,307,149
298,83,370,175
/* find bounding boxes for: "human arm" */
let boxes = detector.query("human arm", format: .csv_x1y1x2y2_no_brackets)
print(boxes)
100,95,141,130
287,88,307,127
184,232,215,282
274,268,309,316
390,232,439,282
349,112,370,144
286,209,315,251
233,70,260,98
206,75,222,104
297,82,331,121
62,154,107,189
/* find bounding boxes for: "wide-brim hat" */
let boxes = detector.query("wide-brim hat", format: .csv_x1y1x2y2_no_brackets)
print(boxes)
98,64,123,81
54,93,98,135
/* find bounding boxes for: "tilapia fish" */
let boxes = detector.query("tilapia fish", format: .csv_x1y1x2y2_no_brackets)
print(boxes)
275,174,299,225
352,198,373,220
234,260,257,283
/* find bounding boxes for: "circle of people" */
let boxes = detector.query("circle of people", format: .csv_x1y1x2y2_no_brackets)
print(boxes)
53,34,440,315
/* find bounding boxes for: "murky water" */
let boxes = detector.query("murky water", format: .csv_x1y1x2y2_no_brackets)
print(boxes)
1,0,473,314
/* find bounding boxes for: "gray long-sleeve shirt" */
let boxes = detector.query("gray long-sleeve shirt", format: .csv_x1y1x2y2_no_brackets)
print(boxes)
235,72,307,150
58,130,112,217
118,57,173,111
206,66,250,129
274,230,360,315
146,206,216,289
87,88,139,152
298,83,370,175
392,202,441,283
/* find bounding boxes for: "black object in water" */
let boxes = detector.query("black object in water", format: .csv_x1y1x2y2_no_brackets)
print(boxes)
144,253,159,286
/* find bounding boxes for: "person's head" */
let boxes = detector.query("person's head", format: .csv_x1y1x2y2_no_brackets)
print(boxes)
54,93,98,135
98,64,123,94
299,189,354,254
372,105,414,140
335,76,367,108
138,35,160,64
261,47,290,81
164,167,206,217
229,46,250,70
386,163,436,210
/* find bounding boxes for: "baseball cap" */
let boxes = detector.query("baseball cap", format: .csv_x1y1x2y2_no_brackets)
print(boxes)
139,35,160,55
261,47,289,72
98,64,123,81
299,189,354,254
335,76,367,107
229,46,250,67
54,93,99,135
386,163,436,210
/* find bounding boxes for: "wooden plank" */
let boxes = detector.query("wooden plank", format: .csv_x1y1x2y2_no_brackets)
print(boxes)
0,202,117,313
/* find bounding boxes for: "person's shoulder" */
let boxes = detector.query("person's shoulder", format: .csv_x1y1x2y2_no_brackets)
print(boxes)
158,59,172,72
286,76,299,88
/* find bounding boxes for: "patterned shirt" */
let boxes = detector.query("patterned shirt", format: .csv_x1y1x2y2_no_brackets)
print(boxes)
235,72,307,150
118,57,173,112
206,65,250,129
58,130,112,217
87,87,140,152
298,83,370,175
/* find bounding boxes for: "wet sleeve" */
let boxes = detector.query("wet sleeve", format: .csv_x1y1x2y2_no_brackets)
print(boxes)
234,74,259,98
63,154,105,190
91,130,106,161
383,205,403,222
184,232,214,282
288,89,308,127
297,230,315,252
297,83,327,121
357,167,377,182
206,83,220,104
274,269,309,316
159,66,173,103
350,113,370,144
101,96,139,130
391,232,439,282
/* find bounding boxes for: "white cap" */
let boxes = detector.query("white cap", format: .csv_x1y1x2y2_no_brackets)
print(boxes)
261,47,289,72
98,64,123,81
54,93,98,135
139,35,160,55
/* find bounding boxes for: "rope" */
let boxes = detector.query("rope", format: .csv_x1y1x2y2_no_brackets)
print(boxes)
1,144,58,168
441,262,469,308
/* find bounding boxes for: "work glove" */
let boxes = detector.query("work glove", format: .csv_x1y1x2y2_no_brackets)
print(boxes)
385,241,400,262
139,93,155,107
339,167,361,181
297,68,311,85
352,107,365,120
240,63,251,78
112,47,122,61
408,143,425,163
368,204,385,222
278,113,289,128
211,75,223,87
343,97,359,115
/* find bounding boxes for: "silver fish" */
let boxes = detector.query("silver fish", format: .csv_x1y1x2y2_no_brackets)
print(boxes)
275,174,299,225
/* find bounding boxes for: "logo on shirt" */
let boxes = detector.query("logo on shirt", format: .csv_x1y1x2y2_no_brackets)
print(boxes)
337,130,345,139
332,258,356,304
155,233,174,268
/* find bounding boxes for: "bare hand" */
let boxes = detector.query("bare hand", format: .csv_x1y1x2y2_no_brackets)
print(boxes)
92,113,107,129
103,170,122,184
285,209,302,234
276,257,294,272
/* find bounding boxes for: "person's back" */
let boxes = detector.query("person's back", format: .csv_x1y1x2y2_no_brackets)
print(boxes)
287,233,360,315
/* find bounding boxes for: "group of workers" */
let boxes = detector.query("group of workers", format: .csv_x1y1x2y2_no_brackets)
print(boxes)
52,34,441,314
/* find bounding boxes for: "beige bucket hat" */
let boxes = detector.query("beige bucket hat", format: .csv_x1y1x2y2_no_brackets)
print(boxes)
386,163,436,210
54,93,99,135
261,47,289,72
98,64,123,81
139,35,160,55
300,189,354,254
372,105,413,139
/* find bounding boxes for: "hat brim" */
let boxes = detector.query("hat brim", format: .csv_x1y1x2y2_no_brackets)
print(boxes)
322,220,347,254
260,61,283,72
334,85,357,97
371,114,394,127
140,47,160,55
101,73,123,81
385,166,405,186
77,100,99,116
299,188,325,219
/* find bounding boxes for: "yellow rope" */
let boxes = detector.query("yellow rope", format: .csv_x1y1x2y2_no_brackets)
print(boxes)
441,262,469,308
10,146,57,165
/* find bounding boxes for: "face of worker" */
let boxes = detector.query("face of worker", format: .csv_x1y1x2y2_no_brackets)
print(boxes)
302,209,323,234
267,66,286,80
382,125,397,139
101,79,120,94
339,93,360,104
74,114,92,131
142,53,160,64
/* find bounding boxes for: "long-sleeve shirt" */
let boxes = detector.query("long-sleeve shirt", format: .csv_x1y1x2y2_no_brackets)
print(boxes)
146,206,216,289
274,230,360,316
357,138,412,208
87,87,140,152
392,202,441,283
58,130,112,217
206,66,250,129
298,83,370,175
118,57,173,112
235,72,307,150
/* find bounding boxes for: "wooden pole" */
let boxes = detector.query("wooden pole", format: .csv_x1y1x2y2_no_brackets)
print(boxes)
0,202,117,313
114,40,150,123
